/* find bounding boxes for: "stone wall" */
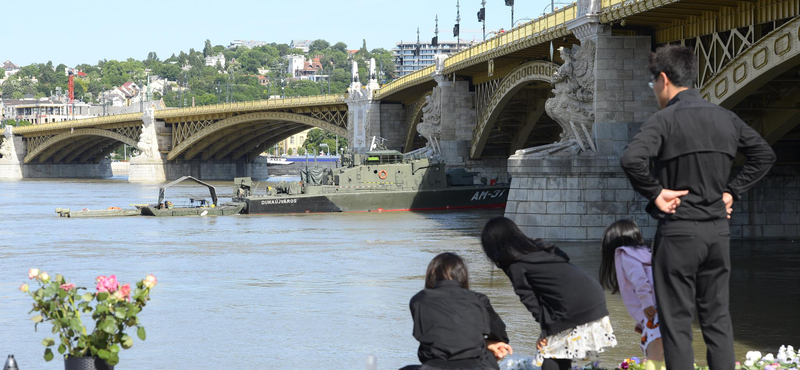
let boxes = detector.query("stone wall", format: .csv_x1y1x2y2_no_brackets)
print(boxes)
594,36,656,125
379,104,406,151
506,122,654,241
731,166,800,239
438,78,476,166
22,161,114,178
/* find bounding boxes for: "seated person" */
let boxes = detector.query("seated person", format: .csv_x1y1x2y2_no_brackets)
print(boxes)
410,252,512,370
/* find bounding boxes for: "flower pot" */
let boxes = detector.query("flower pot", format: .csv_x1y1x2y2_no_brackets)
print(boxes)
64,357,114,370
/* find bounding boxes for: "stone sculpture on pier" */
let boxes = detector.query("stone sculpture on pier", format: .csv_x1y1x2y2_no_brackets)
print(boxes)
544,40,597,153
418,85,442,155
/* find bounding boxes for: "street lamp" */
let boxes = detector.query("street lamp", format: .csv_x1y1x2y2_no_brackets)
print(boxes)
513,18,533,27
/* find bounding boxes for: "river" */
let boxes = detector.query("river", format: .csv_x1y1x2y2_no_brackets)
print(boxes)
0,178,797,369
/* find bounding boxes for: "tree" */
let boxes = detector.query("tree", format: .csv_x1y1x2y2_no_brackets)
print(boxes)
287,148,293,155
309,39,330,54
360,39,368,54
302,128,346,154
332,42,348,53
203,39,212,57
296,147,306,155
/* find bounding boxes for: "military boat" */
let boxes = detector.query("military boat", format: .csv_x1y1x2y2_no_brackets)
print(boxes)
235,150,509,214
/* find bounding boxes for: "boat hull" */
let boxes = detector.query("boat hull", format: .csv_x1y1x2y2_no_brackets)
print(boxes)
244,186,509,214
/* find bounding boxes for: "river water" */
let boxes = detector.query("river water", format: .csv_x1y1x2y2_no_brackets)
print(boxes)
0,178,797,370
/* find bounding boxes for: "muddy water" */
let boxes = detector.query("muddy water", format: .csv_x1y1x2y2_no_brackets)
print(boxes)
0,179,796,369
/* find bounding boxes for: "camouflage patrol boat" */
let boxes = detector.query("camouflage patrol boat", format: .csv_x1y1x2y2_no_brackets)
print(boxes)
235,150,509,214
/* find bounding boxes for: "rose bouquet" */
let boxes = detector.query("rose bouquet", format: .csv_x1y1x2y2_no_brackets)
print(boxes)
21,269,157,366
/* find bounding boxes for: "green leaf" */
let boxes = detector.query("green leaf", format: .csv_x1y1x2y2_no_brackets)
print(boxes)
96,304,108,314
43,348,54,361
58,343,66,355
121,334,134,349
97,349,110,360
41,337,55,347
69,318,83,333
109,344,120,354
97,292,109,301
102,318,116,334
114,308,127,319
82,293,94,302
107,352,120,366
137,326,146,341
31,315,43,323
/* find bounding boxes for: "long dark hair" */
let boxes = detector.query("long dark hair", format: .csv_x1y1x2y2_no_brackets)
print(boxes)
599,219,645,294
481,216,554,268
425,252,469,290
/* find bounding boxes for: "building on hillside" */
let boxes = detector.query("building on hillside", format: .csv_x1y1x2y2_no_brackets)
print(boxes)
257,75,269,86
229,40,267,49
285,55,325,82
392,40,472,76
2,98,94,124
278,129,312,155
205,53,226,68
2,60,20,76
289,40,311,53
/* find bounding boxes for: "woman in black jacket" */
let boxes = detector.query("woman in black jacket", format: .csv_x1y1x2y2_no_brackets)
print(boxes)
480,217,617,370
410,252,512,370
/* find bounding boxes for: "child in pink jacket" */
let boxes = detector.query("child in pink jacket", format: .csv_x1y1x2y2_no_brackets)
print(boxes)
599,219,665,370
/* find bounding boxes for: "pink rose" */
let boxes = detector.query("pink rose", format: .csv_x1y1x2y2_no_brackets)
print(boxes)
119,284,131,300
28,269,40,279
96,275,119,293
621,362,629,370
60,283,76,291
143,274,157,289
20,283,29,292
96,275,108,292
113,290,126,300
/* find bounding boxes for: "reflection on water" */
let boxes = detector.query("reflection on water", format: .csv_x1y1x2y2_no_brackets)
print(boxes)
0,179,796,369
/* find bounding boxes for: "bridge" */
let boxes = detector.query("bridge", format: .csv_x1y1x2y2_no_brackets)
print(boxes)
1,0,797,239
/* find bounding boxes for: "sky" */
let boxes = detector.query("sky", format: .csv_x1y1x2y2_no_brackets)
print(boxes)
2,0,562,67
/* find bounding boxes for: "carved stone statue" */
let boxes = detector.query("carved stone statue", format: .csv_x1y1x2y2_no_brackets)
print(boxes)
578,0,601,16
434,54,449,75
417,87,442,154
0,126,18,162
135,109,159,160
545,40,597,152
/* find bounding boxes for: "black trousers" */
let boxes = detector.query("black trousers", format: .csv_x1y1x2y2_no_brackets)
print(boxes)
652,219,734,370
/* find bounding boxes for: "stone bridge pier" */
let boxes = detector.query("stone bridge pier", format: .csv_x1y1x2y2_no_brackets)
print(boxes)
505,7,660,241
126,109,268,183
346,59,508,183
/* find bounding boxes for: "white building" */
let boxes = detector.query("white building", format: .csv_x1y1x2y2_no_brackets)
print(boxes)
205,53,226,68
289,40,311,53
285,55,306,77
392,40,472,76
229,40,267,49
2,98,95,124
2,60,20,77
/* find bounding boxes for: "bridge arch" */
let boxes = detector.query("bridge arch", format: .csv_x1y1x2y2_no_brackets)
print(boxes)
701,17,800,108
700,16,800,146
471,60,558,159
403,92,432,152
23,129,140,164
168,112,348,161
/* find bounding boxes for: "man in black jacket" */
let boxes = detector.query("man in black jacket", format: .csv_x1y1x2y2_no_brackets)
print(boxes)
621,45,776,369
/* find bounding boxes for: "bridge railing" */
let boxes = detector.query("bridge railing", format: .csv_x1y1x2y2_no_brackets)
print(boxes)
373,66,436,100
444,4,577,71
0,113,144,136
375,3,577,100
154,94,347,119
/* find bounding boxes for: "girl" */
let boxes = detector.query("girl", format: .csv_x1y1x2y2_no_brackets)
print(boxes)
480,217,616,370
599,219,665,370
410,252,513,370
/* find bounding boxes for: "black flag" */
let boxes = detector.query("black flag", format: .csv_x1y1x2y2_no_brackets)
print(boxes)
431,36,439,47
453,23,460,38
505,0,514,5
477,8,485,22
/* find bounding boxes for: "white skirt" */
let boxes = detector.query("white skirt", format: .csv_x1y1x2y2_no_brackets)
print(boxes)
639,314,663,356
534,316,618,366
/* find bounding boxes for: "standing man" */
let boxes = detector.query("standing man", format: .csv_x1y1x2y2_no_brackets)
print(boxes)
620,45,776,369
